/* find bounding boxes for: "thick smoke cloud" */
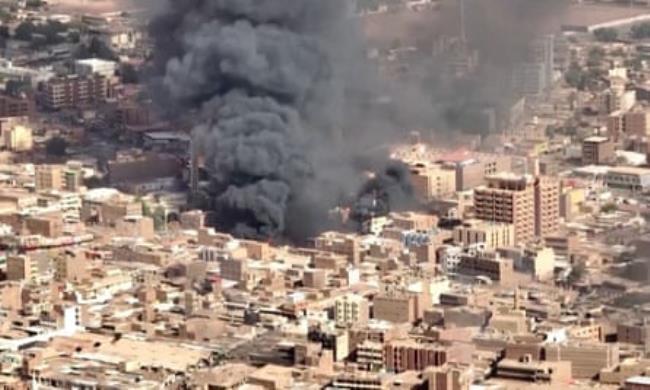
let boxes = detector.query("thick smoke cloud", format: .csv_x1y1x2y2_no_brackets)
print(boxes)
150,0,417,240
150,0,567,240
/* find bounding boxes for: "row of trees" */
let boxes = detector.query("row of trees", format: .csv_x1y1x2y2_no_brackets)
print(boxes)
565,48,606,91
593,22,650,42
13,21,118,60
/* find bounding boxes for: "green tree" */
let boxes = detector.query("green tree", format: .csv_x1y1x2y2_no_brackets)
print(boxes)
13,21,35,41
587,47,605,68
75,37,117,61
45,136,68,156
601,203,618,213
594,28,618,42
25,0,45,8
632,22,650,39
152,206,166,231
565,62,585,89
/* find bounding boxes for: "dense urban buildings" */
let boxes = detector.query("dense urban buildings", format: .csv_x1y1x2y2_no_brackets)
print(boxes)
0,0,647,389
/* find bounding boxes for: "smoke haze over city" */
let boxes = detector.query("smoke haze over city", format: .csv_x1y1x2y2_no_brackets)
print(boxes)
150,0,568,240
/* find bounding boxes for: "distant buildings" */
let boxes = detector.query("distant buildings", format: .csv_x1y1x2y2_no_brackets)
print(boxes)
0,94,34,118
605,166,650,191
582,136,615,165
44,74,112,110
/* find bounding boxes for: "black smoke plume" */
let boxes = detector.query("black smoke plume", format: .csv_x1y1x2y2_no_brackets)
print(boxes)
150,0,421,240
149,0,567,240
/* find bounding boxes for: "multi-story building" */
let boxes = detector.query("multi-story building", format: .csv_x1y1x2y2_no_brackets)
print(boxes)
474,174,536,244
75,58,117,78
457,250,515,285
410,163,457,201
622,112,650,137
373,292,417,324
384,340,457,373
617,322,650,345
474,174,559,244
534,176,560,239
3,123,32,152
54,255,88,283
334,293,369,327
35,164,63,191
452,219,515,250
64,163,84,192
6,255,43,282
356,341,384,371
424,363,472,390
220,257,248,284
0,94,34,118
599,87,636,115
315,231,361,265
545,343,619,379
606,167,650,191
44,74,111,110
582,136,615,165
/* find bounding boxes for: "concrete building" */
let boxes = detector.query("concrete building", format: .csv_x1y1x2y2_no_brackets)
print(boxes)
356,341,384,371
75,58,117,78
115,216,155,240
622,112,650,138
410,163,457,200
373,284,430,324
474,174,535,244
7,255,39,281
505,246,556,282
384,340,469,373
391,212,438,231
107,151,182,184
545,343,619,379
334,293,369,327
220,258,248,284
582,136,615,165
600,88,636,115
424,363,472,390
44,74,111,110
452,219,515,250
617,322,650,345
605,167,650,191
496,358,571,385
534,176,560,239
63,164,84,193
3,123,32,152
180,210,206,230
457,250,515,286
303,269,326,289
315,232,361,266
434,151,512,192
26,213,63,238
373,293,417,324
35,164,63,191
54,254,88,283
0,94,34,118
